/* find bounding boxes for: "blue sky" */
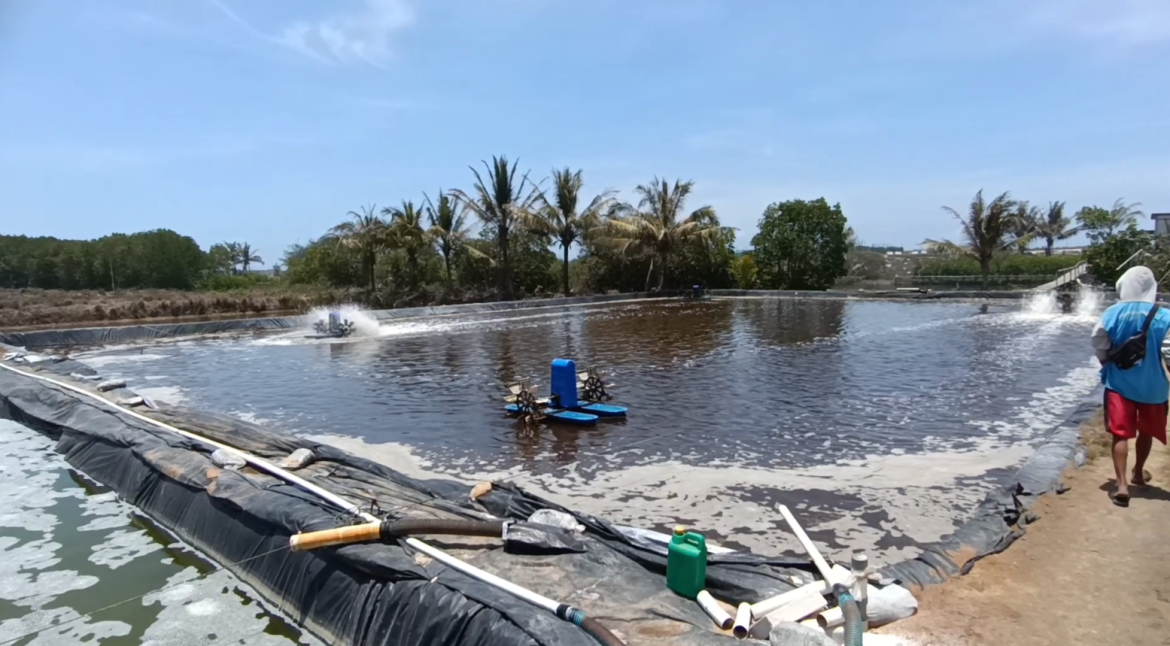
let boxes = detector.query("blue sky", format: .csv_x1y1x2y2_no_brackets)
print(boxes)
2,0,1168,263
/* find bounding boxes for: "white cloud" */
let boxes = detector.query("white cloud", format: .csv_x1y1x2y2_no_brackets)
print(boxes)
207,0,416,68
205,0,414,68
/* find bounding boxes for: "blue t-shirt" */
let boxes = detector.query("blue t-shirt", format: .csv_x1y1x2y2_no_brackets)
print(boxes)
1100,301,1170,404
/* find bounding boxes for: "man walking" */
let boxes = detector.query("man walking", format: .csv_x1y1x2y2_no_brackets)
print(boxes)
1090,265,1170,507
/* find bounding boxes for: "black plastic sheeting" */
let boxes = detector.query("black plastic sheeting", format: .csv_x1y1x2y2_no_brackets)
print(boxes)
0,293,667,349
879,391,1101,589
0,355,818,646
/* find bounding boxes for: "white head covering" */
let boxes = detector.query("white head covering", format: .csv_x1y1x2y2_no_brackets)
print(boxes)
1116,265,1158,304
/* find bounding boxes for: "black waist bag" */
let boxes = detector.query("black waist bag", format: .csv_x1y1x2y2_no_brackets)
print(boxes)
1107,304,1160,370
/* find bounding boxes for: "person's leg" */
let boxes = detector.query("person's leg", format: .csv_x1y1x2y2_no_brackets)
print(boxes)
1112,436,1131,498
1132,400,1167,485
1132,434,1153,485
1105,390,1138,504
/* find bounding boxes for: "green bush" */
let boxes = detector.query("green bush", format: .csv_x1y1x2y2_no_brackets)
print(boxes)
917,254,1081,277
196,273,277,291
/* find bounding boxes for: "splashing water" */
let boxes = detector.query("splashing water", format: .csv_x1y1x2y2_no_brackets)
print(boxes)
1023,291,1058,315
1075,288,1104,318
1021,288,1105,320
307,304,381,336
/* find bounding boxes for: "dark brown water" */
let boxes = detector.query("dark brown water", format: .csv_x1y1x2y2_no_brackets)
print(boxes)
81,297,1100,562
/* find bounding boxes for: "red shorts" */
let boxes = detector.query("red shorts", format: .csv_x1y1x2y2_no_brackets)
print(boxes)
1104,390,1168,444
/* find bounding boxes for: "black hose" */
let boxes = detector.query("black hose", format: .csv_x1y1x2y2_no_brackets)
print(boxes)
580,617,625,646
379,518,506,539
833,584,864,646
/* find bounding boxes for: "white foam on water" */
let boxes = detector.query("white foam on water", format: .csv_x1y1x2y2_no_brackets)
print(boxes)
79,353,167,369
0,420,320,646
90,528,162,569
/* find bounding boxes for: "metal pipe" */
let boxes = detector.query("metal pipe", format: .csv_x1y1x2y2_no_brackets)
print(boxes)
0,361,625,645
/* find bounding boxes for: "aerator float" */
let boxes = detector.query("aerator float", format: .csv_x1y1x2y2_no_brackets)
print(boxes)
308,311,357,339
504,359,628,426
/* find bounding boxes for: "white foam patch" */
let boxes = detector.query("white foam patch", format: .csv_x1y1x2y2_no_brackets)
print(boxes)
140,569,323,646
76,492,130,533
90,528,162,569
0,606,131,645
78,353,167,369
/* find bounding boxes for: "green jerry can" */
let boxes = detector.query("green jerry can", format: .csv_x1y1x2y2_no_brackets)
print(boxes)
666,525,708,599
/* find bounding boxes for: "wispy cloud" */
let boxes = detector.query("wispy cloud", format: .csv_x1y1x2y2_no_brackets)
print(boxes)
1016,0,1170,50
205,0,415,69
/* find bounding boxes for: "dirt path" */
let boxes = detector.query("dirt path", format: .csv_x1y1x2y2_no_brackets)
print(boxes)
880,424,1170,646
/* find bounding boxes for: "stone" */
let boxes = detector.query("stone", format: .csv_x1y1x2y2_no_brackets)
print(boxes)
277,448,316,470
768,621,836,645
96,378,127,392
210,449,246,470
868,583,918,627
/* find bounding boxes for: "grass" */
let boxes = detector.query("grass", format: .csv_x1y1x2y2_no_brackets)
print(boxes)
1079,410,1111,462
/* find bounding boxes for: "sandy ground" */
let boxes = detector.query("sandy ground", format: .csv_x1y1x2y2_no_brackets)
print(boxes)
880,420,1170,646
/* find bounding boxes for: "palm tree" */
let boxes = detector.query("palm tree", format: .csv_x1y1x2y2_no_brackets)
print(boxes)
922,189,1018,288
1008,202,1041,253
449,156,542,299
330,204,387,291
1034,201,1077,256
532,168,617,296
594,177,722,291
424,189,480,287
1076,198,1144,239
239,243,263,273
221,241,242,275
383,200,429,290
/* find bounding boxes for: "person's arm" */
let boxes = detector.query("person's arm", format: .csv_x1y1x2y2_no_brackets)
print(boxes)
1160,313,1170,368
1091,318,1111,364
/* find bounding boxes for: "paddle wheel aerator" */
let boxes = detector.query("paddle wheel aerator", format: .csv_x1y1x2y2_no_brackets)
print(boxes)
503,359,628,426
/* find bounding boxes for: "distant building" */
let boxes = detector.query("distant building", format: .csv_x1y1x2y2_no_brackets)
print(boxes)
1153,213,1170,236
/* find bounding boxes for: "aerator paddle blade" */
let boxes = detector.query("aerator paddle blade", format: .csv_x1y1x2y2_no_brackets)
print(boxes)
508,384,522,395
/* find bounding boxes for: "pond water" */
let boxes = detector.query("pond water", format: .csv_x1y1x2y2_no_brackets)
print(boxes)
0,419,320,646
77,296,1101,564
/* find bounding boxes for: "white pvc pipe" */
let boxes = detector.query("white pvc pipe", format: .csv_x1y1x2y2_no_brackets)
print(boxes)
778,505,838,585
695,590,733,630
749,580,827,619
0,361,566,615
816,606,844,630
732,602,751,639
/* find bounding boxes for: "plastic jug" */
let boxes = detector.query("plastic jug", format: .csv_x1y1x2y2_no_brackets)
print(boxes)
666,525,707,599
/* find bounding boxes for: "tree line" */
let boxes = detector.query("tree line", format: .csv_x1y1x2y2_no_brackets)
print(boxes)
0,231,271,291
263,156,854,302
922,190,1144,285
6,157,1147,299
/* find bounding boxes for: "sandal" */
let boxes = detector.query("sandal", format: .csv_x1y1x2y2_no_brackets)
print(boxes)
1132,469,1153,487
1111,491,1131,507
